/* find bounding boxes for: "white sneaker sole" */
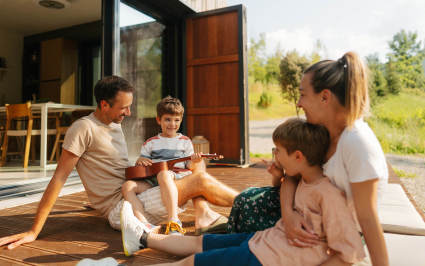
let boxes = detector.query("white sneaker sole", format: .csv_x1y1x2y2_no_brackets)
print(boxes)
120,203,131,257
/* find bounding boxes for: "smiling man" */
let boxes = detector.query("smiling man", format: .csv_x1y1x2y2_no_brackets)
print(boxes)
0,76,237,250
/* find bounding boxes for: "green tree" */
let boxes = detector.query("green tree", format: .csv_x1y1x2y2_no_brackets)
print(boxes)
279,51,310,115
387,29,425,89
264,46,283,85
386,59,402,95
248,33,267,83
366,53,388,101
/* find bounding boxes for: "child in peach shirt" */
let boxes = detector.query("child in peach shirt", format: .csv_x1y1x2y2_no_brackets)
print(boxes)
120,118,365,266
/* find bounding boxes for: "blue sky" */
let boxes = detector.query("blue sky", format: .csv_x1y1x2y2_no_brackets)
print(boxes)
227,0,425,61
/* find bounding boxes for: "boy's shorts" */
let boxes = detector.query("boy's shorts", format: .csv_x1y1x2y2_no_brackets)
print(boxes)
144,170,192,187
194,233,262,266
107,186,187,229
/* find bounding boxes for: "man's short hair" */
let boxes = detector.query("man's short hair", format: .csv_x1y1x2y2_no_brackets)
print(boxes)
272,118,330,166
94,76,134,107
156,96,184,118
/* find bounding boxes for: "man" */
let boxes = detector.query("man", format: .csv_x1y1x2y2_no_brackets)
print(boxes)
0,76,237,249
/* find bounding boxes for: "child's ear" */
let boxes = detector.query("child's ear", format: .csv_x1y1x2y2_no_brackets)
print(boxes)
156,116,161,125
294,150,304,161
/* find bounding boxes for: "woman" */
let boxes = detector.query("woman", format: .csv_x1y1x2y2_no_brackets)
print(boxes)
228,51,389,265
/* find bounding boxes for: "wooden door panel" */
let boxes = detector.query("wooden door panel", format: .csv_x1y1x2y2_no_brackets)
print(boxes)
186,6,247,164
187,114,240,160
39,80,60,102
189,63,239,107
40,38,62,81
190,12,238,58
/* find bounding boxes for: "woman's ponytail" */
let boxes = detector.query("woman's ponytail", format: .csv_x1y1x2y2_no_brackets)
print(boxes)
304,51,369,126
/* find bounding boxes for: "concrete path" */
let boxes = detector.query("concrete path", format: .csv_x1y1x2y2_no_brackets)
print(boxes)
249,118,289,154
386,154,425,215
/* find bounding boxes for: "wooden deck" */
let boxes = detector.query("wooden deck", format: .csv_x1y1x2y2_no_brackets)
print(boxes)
0,166,272,265
0,162,414,265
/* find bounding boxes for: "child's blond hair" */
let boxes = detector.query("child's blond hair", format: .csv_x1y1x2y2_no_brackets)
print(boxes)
156,96,184,118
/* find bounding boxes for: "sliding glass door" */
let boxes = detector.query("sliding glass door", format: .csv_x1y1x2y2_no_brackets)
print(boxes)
118,1,165,161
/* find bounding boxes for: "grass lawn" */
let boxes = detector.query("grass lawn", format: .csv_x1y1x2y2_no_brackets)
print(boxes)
249,82,299,120
367,89,425,155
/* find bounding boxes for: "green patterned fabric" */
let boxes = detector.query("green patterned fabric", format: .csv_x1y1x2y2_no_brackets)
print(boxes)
227,186,281,233
144,176,159,187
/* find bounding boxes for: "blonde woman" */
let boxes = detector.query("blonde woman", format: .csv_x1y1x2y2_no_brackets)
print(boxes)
228,52,389,265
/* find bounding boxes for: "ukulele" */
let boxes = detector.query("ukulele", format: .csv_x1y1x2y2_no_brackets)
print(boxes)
125,153,223,180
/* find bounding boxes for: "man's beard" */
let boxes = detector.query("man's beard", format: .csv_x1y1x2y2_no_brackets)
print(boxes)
113,115,125,123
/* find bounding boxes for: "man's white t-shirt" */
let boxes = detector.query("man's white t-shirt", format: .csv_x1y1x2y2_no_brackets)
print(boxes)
323,119,388,210
63,113,129,216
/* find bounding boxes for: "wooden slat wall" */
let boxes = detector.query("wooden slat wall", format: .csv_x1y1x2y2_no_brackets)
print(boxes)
186,10,242,162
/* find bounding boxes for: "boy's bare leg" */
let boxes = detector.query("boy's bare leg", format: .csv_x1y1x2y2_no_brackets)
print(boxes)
157,171,179,221
121,180,152,223
192,196,220,229
147,233,203,256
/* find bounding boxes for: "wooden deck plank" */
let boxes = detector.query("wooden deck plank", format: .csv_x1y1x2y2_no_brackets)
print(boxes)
0,245,79,265
0,256,34,266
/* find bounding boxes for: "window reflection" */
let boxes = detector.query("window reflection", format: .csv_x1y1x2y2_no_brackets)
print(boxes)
119,2,165,160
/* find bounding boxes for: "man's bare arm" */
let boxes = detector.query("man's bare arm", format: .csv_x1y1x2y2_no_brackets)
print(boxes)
0,149,79,249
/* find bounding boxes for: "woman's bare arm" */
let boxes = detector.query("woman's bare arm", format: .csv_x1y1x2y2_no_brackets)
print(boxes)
351,179,389,266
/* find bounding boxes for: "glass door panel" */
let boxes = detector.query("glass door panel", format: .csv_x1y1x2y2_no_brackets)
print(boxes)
119,1,165,161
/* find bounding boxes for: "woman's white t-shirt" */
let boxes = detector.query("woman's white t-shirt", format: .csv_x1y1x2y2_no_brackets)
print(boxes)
323,119,388,211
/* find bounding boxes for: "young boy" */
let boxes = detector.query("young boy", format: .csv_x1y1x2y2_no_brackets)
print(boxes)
121,96,203,235
120,118,366,265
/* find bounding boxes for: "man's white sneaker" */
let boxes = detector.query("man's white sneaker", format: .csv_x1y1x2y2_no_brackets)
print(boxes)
120,201,150,256
77,257,118,266
145,222,161,233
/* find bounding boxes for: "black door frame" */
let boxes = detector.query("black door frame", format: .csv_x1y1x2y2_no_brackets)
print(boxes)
102,1,248,164
102,0,195,98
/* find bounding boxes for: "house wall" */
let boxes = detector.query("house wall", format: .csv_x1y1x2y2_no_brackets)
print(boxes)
180,0,227,12
0,28,23,105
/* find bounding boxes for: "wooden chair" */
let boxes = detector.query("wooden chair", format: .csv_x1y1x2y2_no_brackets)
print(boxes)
49,112,68,162
0,102,55,168
49,110,92,162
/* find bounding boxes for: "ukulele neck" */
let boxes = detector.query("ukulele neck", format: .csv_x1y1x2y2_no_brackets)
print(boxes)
167,154,218,167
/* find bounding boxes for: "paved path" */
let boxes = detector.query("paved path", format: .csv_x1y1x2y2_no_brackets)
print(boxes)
249,119,425,215
249,118,289,154
386,154,425,215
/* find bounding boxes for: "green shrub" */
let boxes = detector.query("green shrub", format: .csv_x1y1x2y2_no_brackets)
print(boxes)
249,82,298,120
257,91,273,108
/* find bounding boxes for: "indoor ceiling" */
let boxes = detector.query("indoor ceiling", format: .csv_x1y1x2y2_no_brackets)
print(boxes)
0,0,101,36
